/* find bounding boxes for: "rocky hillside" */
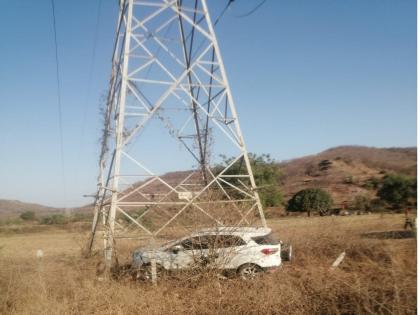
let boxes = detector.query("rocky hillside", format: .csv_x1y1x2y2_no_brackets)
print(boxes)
279,146,416,207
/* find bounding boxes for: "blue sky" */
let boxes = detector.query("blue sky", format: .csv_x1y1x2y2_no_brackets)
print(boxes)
0,0,416,207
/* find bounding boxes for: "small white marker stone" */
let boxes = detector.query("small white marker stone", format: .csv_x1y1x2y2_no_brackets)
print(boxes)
330,252,346,269
36,249,44,259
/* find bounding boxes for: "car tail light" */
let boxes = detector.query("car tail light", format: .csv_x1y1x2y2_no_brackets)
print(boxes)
261,248,279,255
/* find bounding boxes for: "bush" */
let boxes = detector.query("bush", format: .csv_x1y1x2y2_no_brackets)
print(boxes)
40,214,68,225
0,218,24,226
259,186,283,208
19,211,36,221
377,174,416,209
287,188,333,216
363,177,381,190
351,195,371,212
69,212,92,223
318,159,332,171
369,198,386,212
213,153,283,208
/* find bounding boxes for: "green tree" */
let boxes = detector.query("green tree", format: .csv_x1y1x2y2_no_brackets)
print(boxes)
20,211,36,221
369,198,386,212
40,214,68,225
287,188,333,217
351,195,371,212
363,177,381,190
377,174,416,209
213,153,283,208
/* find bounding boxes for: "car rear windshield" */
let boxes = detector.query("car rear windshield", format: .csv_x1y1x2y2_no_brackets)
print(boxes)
252,233,279,245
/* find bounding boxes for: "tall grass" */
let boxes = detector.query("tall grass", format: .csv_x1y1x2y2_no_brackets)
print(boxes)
0,215,416,314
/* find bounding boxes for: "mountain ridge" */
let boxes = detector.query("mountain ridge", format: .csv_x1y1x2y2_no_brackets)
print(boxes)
0,145,415,218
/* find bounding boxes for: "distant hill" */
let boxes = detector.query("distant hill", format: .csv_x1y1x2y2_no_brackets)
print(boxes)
278,146,416,207
0,200,93,219
0,200,64,219
1,146,416,218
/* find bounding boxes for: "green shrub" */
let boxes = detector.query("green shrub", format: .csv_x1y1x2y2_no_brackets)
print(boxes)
287,188,333,217
0,218,24,226
377,174,416,209
40,214,68,225
213,153,283,208
259,186,283,208
369,198,387,212
363,177,381,190
69,212,92,222
351,195,371,212
20,211,36,221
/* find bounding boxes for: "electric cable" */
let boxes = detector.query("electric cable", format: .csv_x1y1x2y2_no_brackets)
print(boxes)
190,0,234,60
215,0,235,25
76,0,103,189
78,0,102,155
232,0,267,18
50,0,68,210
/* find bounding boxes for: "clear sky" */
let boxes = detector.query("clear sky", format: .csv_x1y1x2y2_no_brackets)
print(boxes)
0,0,416,207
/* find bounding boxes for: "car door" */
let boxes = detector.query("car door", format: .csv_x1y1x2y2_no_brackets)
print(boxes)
166,236,212,269
213,234,247,269
165,238,195,270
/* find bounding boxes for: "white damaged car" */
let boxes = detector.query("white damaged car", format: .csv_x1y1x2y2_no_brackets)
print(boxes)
132,227,292,280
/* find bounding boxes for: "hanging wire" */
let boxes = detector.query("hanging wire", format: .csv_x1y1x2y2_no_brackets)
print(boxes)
232,0,267,18
215,0,235,24
50,0,68,210
78,0,103,157
75,0,103,190
190,0,234,60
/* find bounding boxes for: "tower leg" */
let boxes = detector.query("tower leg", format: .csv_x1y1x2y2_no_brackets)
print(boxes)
105,0,134,269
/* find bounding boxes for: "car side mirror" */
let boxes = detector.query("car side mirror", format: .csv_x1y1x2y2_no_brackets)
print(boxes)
172,245,183,254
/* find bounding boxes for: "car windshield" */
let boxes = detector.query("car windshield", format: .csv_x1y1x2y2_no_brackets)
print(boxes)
252,233,279,245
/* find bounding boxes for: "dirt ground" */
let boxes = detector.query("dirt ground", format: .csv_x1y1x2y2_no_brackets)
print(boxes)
0,214,416,314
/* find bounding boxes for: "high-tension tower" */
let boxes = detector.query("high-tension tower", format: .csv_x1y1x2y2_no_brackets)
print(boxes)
88,0,267,268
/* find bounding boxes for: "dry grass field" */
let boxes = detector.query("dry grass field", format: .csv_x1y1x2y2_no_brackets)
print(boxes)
0,214,416,314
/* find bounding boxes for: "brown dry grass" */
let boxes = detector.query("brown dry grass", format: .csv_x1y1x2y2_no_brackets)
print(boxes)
0,214,416,314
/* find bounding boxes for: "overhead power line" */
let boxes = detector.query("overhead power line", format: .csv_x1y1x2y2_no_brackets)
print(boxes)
50,0,67,209
232,0,267,18
214,0,235,25
76,0,103,187
79,0,102,144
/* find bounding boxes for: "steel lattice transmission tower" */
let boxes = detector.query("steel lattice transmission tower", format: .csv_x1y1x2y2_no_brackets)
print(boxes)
88,0,267,267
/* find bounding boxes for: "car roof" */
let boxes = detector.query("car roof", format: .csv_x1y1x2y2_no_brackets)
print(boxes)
192,226,271,237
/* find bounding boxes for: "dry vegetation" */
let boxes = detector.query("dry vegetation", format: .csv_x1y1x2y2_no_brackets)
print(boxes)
279,146,416,206
0,214,416,314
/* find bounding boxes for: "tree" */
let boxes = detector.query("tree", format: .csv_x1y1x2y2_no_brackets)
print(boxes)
377,174,416,209
20,211,35,221
369,198,386,212
40,214,67,225
351,195,371,212
213,153,283,208
287,188,333,217
363,177,381,190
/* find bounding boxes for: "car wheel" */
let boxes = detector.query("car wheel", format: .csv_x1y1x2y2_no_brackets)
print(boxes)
238,264,263,280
